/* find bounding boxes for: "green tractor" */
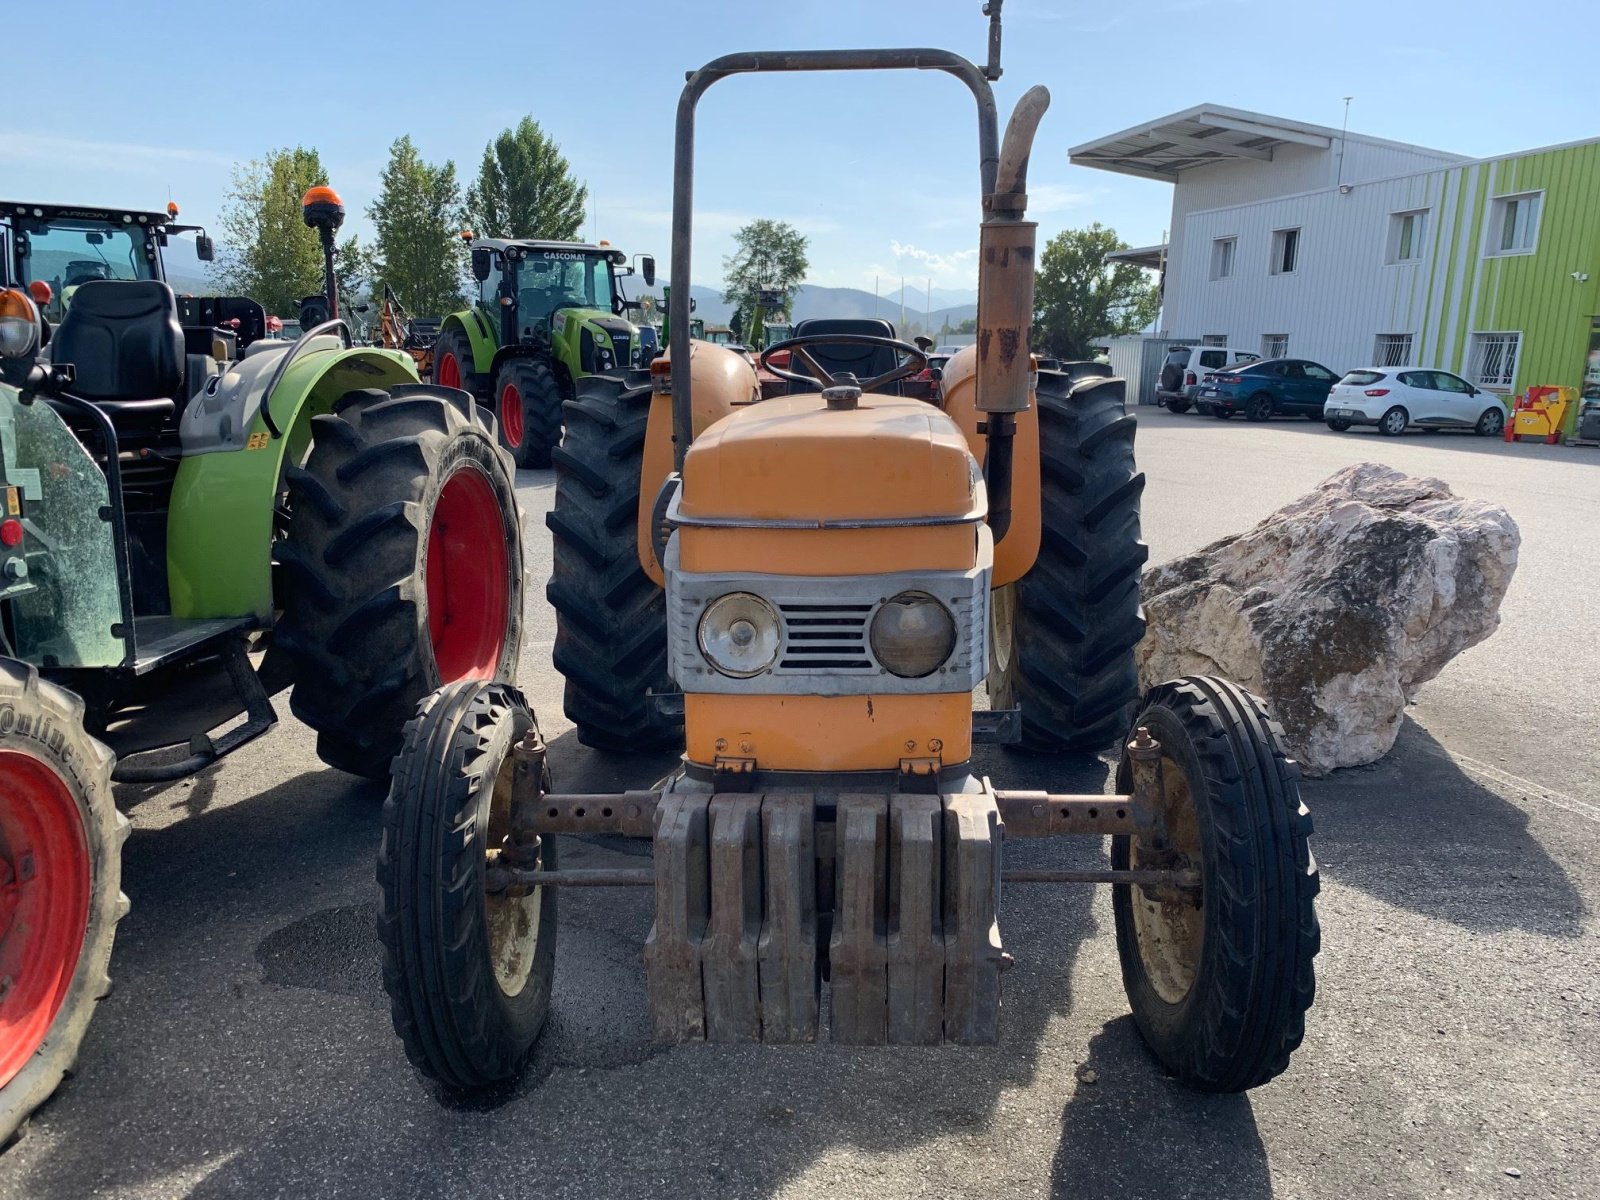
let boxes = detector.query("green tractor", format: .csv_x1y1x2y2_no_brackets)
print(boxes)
0,186,524,1142
431,236,656,468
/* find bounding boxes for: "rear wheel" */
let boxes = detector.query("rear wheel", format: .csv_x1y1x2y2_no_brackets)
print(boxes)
431,327,479,396
1113,676,1319,1092
546,377,679,751
1379,406,1409,436
0,661,126,1145
1165,398,1190,414
1475,405,1505,437
1213,408,1233,420
377,680,556,1090
276,386,525,779
1244,393,1274,422
493,358,563,469
988,374,1147,752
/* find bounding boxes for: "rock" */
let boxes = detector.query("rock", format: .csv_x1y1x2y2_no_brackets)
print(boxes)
1136,463,1519,775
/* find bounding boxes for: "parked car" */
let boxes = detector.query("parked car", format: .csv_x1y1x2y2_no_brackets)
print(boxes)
1157,345,1261,411
1195,358,1340,421
1324,368,1509,436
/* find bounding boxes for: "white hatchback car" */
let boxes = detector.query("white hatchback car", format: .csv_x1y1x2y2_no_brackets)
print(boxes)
1324,368,1508,437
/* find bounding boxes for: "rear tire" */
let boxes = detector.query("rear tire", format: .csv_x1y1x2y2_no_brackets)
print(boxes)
494,358,563,470
546,377,680,751
1379,406,1409,436
1213,408,1233,420
1166,399,1191,415
276,386,525,780
0,661,127,1146
988,374,1147,752
431,327,480,396
1112,676,1319,1092
377,680,556,1090
1245,393,1274,422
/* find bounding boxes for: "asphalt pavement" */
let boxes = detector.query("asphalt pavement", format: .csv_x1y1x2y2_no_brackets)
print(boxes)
1,407,1595,1200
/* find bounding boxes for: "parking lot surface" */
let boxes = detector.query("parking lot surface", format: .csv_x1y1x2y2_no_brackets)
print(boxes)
1,407,1595,1200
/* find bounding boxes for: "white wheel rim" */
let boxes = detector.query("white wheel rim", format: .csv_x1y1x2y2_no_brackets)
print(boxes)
1129,754,1205,1005
483,753,541,997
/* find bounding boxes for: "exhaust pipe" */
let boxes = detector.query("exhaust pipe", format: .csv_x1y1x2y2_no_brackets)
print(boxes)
975,84,1049,543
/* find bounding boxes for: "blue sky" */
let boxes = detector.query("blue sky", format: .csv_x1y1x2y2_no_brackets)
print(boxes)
7,0,1592,298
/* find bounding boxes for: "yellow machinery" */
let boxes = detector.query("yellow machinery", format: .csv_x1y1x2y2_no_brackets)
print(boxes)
1506,385,1576,443
375,0,1320,1100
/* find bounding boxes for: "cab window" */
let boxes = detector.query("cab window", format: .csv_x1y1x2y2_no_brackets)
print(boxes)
18,220,156,320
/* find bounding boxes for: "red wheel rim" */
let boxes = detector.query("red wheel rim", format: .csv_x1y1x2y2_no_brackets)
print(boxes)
0,750,91,1089
499,382,524,449
425,467,511,682
437,352,461,389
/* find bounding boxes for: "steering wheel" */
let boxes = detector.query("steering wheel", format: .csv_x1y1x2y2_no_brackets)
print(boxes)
759,334,927,395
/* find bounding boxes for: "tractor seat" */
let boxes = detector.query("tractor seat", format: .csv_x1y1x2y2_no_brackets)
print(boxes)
787,318,902,393
50,280,184,431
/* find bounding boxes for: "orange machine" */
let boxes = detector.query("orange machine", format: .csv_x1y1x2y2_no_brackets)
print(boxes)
1506,386,1576,443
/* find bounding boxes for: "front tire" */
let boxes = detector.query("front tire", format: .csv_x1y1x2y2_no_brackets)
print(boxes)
1379,406,1409,436
431,327,479,396
546,377,679,751
988,374,1147,752
1112,677,1319,1092
1325,419,1352,432
276,386,525,779
1213,408,1233,420
1475,405,1505,437
377,681,556,1090
493,358,563,469
0,661,127,1145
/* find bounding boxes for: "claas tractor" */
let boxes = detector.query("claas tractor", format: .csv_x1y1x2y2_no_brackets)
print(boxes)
431,235,656,468
377,1,1319,1097
0,186,524,1141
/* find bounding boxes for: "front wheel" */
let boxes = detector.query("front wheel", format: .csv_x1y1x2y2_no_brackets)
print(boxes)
1244,394,1274,422
1325,419,1352,432
377,681,557,1090
493,358,563,469
0,662,127,1145
1475,405,1506,437
431,327,479,396
1213,408,1233,420
1379,406,1409,436
1113,677,1319,1092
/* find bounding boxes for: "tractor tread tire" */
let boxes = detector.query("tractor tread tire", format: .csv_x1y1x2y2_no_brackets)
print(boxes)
1112,676,1319,1092
496,358,563,470
431,327,481,396
276,386,524,780
992,374,1147,753
377,680,556,1090
0,660,128,1147
546,377,679,752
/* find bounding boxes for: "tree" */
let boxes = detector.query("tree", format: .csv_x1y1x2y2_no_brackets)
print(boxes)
721,219,809,323
366,136,465,317
955,316,977,334
463,117,588,240
1031,223,1160,359
210,147,329,317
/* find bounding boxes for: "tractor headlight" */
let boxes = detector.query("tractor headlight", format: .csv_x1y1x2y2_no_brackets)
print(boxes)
870,591,956,678
0,289,41,359
698,592,781,678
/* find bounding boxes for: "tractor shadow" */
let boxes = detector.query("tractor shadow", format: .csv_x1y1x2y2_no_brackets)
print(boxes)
1303,717,1586,938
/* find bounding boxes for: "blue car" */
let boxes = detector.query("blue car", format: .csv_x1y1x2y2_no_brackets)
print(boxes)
1194,358,1341,421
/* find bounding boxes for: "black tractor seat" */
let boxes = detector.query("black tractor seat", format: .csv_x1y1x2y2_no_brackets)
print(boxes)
784,318,905,393
50,279,185,432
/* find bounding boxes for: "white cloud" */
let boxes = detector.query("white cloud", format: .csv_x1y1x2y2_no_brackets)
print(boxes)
0,132,233,170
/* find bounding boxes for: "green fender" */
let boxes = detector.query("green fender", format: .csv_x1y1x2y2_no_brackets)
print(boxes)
166,346,419,621
439,306,499,376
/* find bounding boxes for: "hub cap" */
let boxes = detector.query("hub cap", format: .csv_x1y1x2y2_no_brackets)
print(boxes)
425,467,510,681
499,382,524,449
483,756,541,997
1129,753,1205,1005
0,750,91,1088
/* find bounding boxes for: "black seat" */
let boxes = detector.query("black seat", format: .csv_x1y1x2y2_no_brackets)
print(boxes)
788,318,902,392
51,281,184,427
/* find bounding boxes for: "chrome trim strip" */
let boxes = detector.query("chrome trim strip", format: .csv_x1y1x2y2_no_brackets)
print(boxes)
665,475,988,531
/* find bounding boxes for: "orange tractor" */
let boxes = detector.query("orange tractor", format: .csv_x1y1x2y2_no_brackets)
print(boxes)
377,1,1319,1093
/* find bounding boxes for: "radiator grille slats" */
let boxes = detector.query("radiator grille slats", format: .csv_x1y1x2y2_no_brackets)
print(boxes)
777,603,872,670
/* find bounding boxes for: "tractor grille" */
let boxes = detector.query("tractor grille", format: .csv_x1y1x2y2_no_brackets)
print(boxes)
776,603,873,671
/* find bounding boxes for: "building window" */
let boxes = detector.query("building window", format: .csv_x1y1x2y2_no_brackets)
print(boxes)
1485,192,1542,256
1201,333,1228,346
1468,332,1521,390
1271,228,1300,275
1374,333,1414,367
1262,334,1289,358
1210,237,1237,280
1387,209,1429,264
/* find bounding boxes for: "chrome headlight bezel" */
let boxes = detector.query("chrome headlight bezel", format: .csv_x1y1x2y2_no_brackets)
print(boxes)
696,590,781,678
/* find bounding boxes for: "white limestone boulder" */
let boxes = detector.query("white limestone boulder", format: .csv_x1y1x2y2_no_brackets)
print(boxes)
1136,463,1519,774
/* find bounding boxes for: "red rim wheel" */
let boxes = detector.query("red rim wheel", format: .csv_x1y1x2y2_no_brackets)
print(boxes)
0,750,91,1089
499,382,524,449
437,352,461,390
426,466,511,681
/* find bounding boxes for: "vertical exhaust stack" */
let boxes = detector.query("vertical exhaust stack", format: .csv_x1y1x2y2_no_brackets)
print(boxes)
975,85,1049,543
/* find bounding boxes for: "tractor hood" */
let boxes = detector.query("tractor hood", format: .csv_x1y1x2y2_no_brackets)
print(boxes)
677,393,985,526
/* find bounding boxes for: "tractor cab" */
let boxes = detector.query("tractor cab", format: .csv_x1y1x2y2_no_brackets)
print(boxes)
431,237,657,467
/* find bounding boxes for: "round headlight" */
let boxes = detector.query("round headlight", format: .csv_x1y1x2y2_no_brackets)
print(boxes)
0,288,41,360
870,591,956,678
698,592,780,678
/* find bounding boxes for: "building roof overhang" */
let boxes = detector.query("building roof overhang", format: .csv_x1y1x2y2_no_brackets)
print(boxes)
1069,104,1339,181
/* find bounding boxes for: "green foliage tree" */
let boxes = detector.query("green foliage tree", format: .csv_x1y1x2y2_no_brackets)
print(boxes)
1031,223,1160,359
955,316,977,334
463,117,588,240
366,135,465,317
721,219,809,322
210,146,329,317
